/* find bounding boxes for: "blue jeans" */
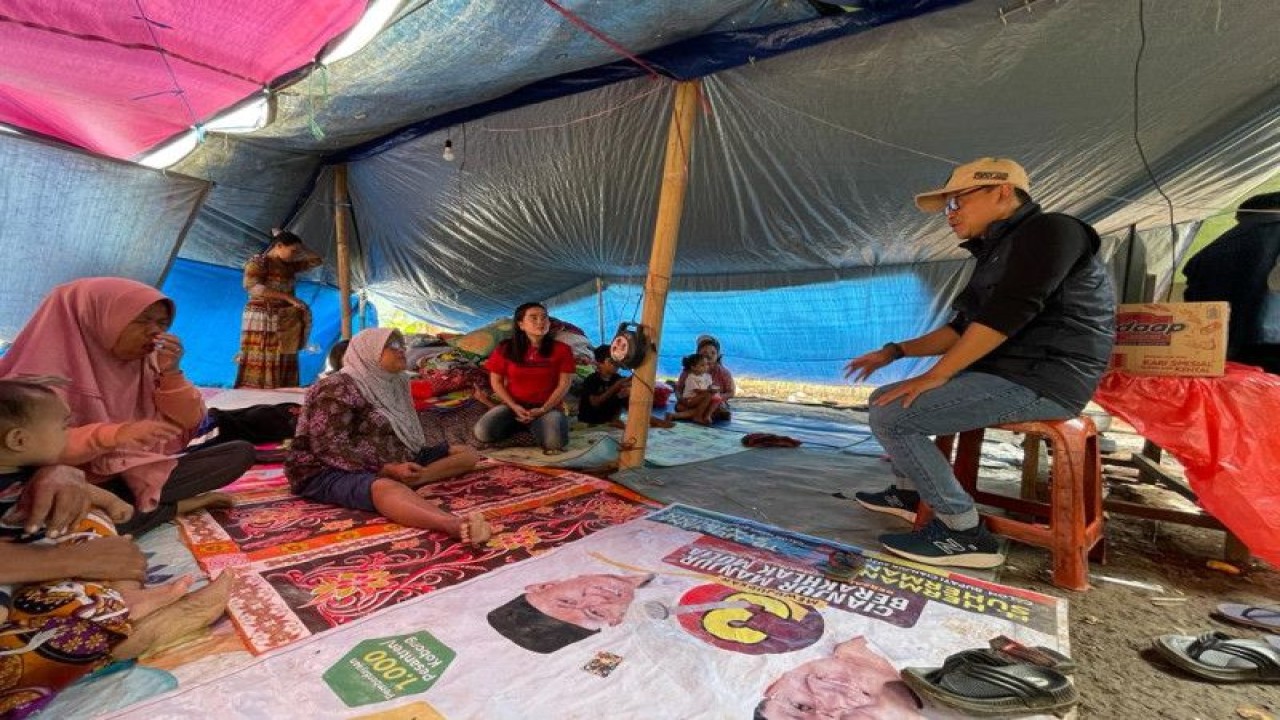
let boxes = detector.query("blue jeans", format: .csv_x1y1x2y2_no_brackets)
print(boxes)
473,404,569,451
868,371,1073,530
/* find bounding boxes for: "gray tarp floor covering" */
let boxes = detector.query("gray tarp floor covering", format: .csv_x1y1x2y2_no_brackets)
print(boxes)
613,446,1003,582
614,445,902,550
613,399,1005,580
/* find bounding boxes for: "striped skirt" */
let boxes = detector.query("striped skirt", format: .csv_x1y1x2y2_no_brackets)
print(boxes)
234,301,310,389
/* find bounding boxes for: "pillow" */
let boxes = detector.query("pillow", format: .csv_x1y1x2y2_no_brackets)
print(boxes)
554,329,596,366
448,318,513,356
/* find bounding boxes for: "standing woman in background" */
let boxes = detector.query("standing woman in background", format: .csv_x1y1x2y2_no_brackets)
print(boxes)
234,229,324,388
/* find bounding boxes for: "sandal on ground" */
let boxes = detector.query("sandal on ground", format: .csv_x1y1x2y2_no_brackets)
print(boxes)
901,654,1078,717
941,644,1076,676
940,641,1077,676
1152,631,1280,683
1213,603,1280,632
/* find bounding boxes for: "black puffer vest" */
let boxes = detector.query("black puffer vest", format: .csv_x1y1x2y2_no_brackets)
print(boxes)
955,205,1116,413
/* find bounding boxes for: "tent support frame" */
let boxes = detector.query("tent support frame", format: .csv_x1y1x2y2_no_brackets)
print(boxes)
620,80,700,469
334,164,354,339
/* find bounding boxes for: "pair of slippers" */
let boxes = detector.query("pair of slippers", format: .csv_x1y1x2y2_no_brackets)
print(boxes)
1152,603,1280,684
900,636,1079,717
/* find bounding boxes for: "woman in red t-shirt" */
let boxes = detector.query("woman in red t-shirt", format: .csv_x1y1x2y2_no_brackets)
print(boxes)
474,302,576,452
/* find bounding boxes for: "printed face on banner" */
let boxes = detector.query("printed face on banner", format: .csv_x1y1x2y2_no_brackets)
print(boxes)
525,573,653,629
757,637,922,720
135,505,1066,719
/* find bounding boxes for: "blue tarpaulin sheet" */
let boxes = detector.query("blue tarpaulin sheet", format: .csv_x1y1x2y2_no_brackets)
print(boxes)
161,258,376,388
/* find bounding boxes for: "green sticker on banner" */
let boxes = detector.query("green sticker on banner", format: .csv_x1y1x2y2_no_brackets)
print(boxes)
323,631,455,707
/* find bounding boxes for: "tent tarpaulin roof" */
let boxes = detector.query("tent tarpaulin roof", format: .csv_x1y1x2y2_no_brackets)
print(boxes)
2,0,1280,384
0,0,366,158
281,0,1280,328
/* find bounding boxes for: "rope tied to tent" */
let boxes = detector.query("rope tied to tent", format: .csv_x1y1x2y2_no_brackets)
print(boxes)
540,0,665,80
307,65,330,141
130,0,201,133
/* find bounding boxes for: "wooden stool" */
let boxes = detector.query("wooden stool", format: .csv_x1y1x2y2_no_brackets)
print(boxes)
915,417,1105,591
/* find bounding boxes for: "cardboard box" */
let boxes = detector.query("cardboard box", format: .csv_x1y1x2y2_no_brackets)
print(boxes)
1110,302,1229,377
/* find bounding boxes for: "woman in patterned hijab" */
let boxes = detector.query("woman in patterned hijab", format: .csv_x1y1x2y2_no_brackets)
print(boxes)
286,328,489,545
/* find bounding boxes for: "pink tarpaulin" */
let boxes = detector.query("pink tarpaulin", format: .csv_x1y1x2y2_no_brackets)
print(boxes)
1094,363,1280,566
0,1,367,158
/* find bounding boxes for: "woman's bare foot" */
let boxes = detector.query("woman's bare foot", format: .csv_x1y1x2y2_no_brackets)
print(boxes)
112,572,234,660
457,512,491,547
175,491,234,515
650,416,675,429
117,575,195,621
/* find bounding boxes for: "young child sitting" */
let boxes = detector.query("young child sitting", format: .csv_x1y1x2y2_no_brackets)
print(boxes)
578,346,673,429
578,345,629,428
0,379,231,718
668,354,723,425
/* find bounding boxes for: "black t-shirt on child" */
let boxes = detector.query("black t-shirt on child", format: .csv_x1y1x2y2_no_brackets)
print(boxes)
578,372,626,424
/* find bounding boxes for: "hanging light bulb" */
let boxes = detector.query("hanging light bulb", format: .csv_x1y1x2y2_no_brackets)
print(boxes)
442,139,455,162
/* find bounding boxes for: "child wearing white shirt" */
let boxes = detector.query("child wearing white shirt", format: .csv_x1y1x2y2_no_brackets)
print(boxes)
668,354,723,425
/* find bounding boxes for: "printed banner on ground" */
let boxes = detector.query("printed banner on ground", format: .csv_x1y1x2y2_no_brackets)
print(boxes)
118,505,1066,719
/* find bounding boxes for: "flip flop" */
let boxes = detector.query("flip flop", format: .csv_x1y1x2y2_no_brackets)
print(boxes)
1213,603,1280,632
1153,631,1280,683
942,637,1077,675
901,653,1079,717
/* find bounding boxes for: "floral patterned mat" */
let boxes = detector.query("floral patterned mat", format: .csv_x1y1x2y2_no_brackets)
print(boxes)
177,462,657,654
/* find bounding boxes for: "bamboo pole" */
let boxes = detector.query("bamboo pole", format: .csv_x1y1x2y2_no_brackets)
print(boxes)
596,276,606,344
334,164,353,340
619,80,700,469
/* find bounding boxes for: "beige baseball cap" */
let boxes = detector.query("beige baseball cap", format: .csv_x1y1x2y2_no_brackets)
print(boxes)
914,157,1030,212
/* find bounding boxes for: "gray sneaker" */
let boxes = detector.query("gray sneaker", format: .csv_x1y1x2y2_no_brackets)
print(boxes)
879,519,1005,569
853,485,920,523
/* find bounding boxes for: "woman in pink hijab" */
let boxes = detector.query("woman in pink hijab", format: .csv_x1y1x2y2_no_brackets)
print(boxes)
0,277,255,535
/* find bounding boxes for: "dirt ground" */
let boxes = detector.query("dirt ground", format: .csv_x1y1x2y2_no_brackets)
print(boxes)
986,417,1280,720
994,410,1279,720
1005,517,1279,719
947,421,1279,719
731,395,1280,719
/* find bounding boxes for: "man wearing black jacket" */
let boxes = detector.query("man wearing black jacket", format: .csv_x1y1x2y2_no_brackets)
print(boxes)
844,158,1115,569
1183,191,1280,373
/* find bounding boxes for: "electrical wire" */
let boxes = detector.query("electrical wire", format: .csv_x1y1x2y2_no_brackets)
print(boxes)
1131,0,1180,299
481,83,668,133
540,0,663,80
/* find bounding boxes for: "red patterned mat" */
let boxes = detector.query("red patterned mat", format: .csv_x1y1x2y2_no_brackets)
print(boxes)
177,462,657,654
